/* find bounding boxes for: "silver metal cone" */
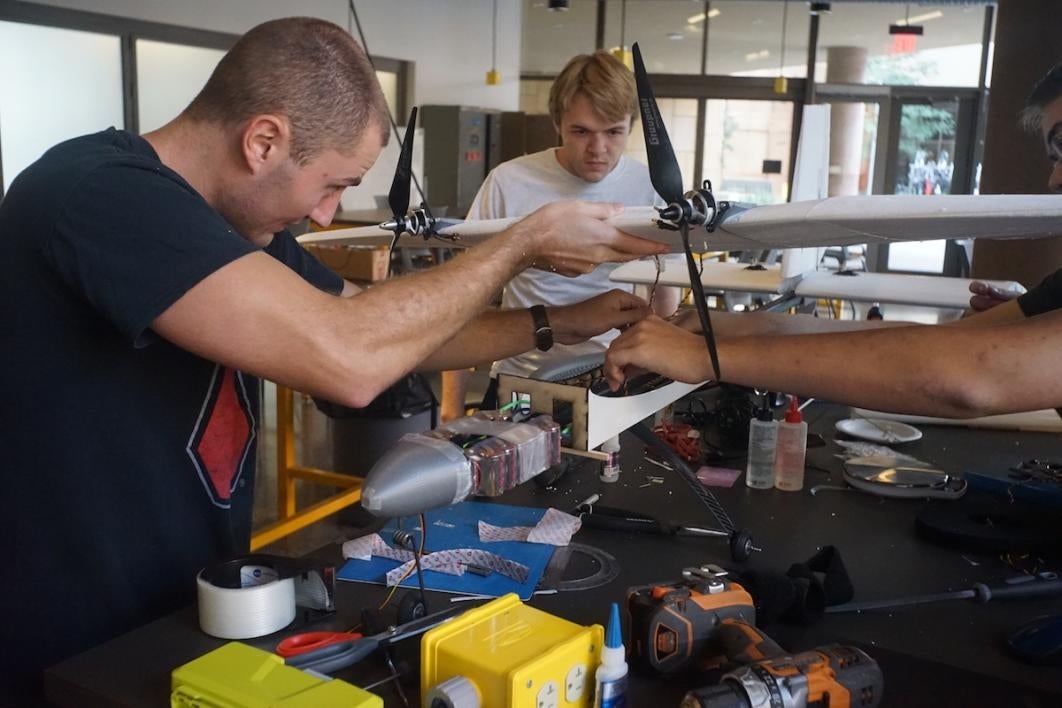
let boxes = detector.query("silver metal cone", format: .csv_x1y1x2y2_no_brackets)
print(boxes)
361,435,472,517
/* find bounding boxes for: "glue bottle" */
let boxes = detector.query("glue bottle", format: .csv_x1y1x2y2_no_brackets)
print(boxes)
600,436,621,483
594,602,628,708
774,396,807,492
745,395,777,489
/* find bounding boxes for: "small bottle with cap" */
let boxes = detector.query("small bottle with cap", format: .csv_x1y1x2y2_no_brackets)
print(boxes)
774,396,808,492
745,394,777,489
599,436,621,483
594,602,629,707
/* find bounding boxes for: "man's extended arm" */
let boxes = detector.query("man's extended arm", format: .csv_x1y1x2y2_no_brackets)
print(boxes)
152,201,666,409
419,289,648,372
604,309,1062,418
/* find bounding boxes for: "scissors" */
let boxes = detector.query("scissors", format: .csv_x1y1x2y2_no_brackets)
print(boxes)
276,630,364,658
284,604,466,675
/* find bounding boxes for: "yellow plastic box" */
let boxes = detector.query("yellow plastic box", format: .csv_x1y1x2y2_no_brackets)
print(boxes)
171,642,382,708
421,594,604,708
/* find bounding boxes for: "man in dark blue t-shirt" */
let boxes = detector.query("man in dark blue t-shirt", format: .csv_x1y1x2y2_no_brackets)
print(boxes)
0,17,668,703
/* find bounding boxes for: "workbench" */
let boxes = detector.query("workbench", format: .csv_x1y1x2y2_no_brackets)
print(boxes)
45,399,1062,707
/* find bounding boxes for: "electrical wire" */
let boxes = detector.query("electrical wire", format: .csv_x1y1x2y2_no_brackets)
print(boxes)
490,0,498,74
413,513,429,612
347,0,432,220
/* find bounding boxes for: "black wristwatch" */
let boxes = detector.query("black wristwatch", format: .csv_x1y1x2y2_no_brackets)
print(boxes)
529,305,553,352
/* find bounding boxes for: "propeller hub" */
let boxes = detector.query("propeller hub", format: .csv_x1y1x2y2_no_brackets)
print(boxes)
658,190,715,230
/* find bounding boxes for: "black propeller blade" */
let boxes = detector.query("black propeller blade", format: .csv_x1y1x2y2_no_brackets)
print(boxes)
387,106,417,224
632,42,684,207
631,42,722,383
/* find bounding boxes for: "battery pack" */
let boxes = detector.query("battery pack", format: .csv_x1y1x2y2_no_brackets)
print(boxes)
171,642,382,708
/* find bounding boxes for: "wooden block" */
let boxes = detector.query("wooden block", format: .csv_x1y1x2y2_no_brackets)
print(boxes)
304,244,389,282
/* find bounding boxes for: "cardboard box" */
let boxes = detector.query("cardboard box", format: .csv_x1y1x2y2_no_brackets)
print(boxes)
304,244,390,282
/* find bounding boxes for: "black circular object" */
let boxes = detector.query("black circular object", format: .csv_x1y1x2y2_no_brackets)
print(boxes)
729,529,755,562
397,592,427,625
916,501,1062,554
553,543,620,592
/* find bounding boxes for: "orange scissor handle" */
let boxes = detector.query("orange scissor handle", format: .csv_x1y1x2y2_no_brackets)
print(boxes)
275,630,364,658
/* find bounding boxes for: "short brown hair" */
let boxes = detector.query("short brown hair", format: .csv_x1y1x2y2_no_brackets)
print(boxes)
548,51,637,127
183,17,389,164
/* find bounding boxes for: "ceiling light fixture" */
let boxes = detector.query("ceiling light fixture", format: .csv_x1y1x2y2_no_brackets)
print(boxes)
745,49,770,62
889,3,924,36
686,8,721,24
895,10,943,26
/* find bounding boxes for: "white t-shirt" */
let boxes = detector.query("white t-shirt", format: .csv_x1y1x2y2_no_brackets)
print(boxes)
465,148,660,378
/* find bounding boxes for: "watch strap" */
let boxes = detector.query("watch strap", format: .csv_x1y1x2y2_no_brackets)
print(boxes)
529,305,553,352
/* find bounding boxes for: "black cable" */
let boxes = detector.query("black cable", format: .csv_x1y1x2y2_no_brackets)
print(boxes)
414,513,429,612
491,0,498,74
680,222,722,381
630,421,735,534
347,0,432,221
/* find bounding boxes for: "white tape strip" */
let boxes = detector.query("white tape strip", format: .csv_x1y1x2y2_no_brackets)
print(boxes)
385,549,529,586
341,533,415,562
478,508,582,546
197,564,296,640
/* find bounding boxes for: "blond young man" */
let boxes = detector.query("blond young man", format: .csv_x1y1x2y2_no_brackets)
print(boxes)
0,19,665,702
441,51,677,420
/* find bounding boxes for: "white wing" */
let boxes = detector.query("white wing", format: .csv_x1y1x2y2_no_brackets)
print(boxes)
298,196,1062,250
610,256,1024,309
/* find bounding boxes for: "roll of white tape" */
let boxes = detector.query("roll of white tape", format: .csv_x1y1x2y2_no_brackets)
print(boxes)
197,559,297,639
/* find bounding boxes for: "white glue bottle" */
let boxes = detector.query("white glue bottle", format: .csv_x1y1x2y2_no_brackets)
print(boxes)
745,397,777,489
774,396,807,491
594,602,629,708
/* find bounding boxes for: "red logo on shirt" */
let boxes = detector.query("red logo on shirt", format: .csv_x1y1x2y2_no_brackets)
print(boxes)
187,365,255,508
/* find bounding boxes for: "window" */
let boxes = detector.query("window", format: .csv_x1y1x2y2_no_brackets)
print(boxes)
0,20,123,191
708,1,810,78
136,39,226,133
521,0,599,76
816,3,988,87
703,99,794,205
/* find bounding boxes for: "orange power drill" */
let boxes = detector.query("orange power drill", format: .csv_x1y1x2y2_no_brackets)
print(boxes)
626,564,784,675
680,643,883,708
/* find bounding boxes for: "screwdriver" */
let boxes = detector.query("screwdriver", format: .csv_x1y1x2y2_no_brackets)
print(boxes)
826,573,1062,613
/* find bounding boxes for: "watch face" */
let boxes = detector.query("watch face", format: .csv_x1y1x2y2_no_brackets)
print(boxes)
531,306,553,351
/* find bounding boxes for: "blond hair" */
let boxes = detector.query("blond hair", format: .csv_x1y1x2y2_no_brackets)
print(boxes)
548,51,637,127
183,17,389,164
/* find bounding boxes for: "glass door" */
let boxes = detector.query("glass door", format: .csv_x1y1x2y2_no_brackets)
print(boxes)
885,97,959,273
702,99,795,205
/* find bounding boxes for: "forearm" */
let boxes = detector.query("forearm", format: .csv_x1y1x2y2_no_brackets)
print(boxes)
418,308,537,371
716,311,1062,417
677,308,910,337
329,230,534,390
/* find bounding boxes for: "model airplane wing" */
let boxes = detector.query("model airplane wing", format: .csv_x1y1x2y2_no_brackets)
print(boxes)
299,195,1062,251
610,257,1024,309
